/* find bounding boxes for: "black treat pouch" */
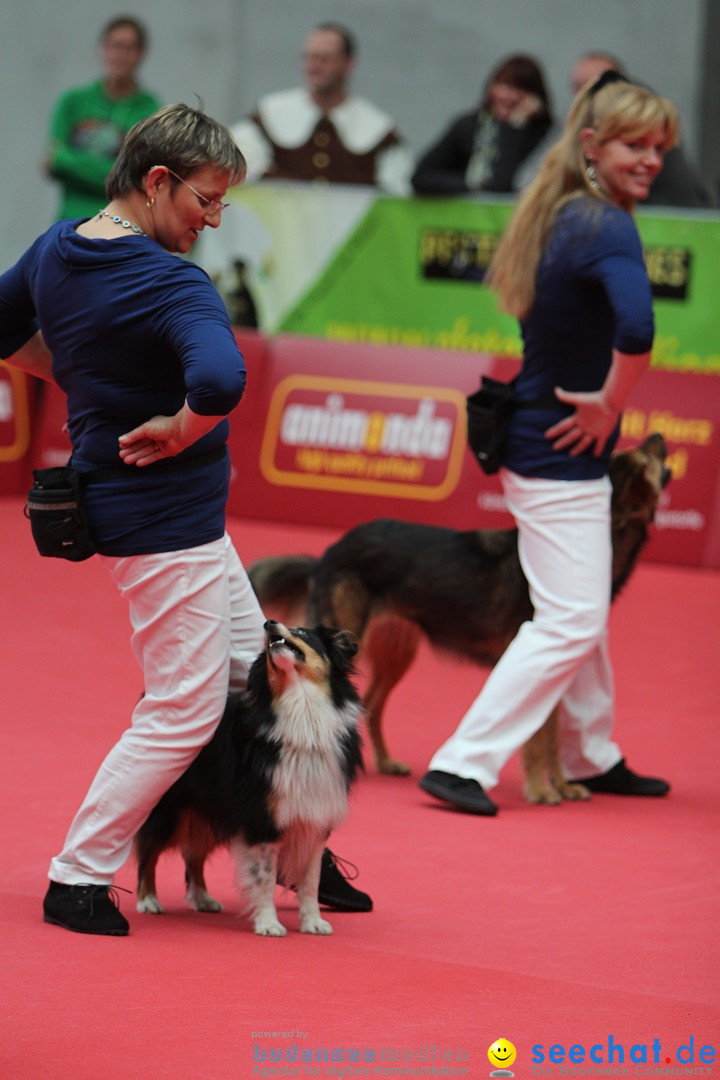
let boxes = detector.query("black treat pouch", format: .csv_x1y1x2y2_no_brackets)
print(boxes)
466,376,516,475
24,467,96,562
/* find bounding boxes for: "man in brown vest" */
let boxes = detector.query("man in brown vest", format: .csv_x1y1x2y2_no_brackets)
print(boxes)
231,24,411,193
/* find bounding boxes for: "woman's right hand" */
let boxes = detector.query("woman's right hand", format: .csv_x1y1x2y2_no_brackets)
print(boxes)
118,401,225,466
545,351,651,458
118,414,184,466
544,387,618,457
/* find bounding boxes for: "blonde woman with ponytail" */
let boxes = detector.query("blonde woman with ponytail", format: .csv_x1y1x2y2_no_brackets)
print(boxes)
420,73,678,816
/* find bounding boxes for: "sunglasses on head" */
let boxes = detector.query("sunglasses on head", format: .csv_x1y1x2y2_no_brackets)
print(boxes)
588,70,631,97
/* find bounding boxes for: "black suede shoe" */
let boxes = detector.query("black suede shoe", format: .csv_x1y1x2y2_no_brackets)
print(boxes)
575,758,670,797
419,770,498,815
317,849,373,912
43,881,130,936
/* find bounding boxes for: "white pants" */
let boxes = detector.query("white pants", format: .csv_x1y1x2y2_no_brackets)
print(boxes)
429,469,622,790
49,533,266,885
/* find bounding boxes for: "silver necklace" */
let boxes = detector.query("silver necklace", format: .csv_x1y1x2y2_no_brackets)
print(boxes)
97,209,146,236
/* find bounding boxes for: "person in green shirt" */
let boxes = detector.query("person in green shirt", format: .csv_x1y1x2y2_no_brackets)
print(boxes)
46,16,161,221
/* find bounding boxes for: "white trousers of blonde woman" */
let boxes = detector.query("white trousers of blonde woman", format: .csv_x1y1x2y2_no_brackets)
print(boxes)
49,533,266,885
428,468,622,791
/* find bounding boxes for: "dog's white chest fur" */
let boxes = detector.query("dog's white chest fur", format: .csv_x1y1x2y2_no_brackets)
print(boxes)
270,681,359,830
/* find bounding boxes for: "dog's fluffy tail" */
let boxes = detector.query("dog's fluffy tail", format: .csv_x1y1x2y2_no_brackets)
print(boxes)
248,554,317,626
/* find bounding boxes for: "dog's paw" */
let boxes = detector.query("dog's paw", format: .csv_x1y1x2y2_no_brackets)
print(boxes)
187,887,223,913
557,781,591,802
137,895,164,914
254,916,287,937
300,914,333,935
378,757,412,777
524,783,562,805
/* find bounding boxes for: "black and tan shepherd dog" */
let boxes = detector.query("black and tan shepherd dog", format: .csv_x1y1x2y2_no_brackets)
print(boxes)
134,620,363,936
249,434,670,804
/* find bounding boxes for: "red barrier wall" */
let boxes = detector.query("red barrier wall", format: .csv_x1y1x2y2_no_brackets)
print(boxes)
6,334,720,568
227,335,720,569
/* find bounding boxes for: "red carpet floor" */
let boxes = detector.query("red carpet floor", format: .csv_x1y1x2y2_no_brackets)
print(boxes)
1,495,718,1079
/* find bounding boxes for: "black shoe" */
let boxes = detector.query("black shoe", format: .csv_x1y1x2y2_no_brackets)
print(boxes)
317,849,373,912
419,770,498,815
43,881,130,936
575,758,670,797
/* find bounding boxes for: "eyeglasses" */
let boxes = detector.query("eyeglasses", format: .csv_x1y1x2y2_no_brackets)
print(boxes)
160,167,230,215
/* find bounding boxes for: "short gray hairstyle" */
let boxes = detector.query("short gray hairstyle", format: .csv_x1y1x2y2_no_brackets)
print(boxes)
106,103,246,198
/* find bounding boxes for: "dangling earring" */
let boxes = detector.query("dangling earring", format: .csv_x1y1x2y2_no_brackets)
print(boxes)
585,159,600,191
146,196,155,208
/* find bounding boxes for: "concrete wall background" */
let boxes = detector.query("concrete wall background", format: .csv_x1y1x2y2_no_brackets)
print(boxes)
0,0,712,264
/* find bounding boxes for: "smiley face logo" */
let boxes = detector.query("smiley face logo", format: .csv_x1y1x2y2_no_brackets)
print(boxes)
488,1038,517,1073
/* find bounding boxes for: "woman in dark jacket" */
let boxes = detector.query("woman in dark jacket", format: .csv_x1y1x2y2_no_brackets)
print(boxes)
412,54,552,195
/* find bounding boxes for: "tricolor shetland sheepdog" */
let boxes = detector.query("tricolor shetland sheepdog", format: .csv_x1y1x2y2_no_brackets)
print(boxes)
134,620,363,936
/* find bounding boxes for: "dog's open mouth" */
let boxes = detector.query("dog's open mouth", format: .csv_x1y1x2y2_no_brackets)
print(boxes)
268,635,304,659
265,624,305,663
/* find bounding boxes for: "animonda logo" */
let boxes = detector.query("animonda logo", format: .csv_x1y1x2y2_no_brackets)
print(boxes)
260,374,468,501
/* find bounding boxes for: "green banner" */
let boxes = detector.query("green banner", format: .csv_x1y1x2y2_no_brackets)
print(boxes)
280,196,720,375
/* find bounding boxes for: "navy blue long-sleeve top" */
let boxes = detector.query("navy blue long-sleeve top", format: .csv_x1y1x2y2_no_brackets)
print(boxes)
0,220,247,554
504,196,654,480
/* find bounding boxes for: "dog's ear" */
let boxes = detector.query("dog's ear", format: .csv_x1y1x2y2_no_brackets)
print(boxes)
317,625,359,668
332,629,359,659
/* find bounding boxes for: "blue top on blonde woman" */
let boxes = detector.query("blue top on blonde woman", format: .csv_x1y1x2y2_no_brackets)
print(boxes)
503,196,654,481
0,220,246,556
